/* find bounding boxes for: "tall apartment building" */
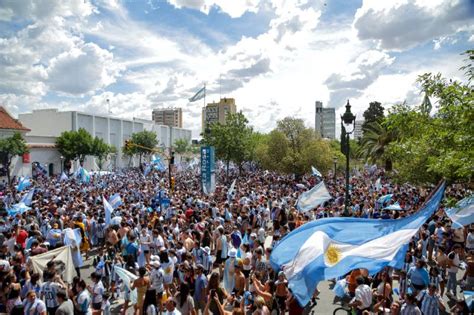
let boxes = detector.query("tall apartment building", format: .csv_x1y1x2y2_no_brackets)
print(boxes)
314,101,336,139
202,98,237,132
353,120,364,140
152,107,183,128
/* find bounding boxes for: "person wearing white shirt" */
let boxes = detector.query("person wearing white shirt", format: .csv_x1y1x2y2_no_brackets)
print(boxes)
164,298,181,315
349,277,372,315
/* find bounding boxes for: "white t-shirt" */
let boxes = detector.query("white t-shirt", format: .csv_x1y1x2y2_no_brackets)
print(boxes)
243,252,253,271
150,268,165,293
354,284,372,309
447,252,460,273
92,281,105,304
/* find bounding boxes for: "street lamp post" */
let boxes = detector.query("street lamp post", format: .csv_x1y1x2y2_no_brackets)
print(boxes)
60,156,64,174
333,156,337,183
340,100,356,216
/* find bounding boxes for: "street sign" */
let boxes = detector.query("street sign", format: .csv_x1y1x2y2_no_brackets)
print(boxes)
201,146,216,194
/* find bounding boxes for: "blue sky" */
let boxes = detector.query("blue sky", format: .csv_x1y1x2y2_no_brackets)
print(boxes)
0,0,472,137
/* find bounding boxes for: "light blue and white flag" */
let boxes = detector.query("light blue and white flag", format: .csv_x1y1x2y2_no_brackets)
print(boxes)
114,266,138,304
384,202,403,211
103,196,113,226
311,166,322,177
151,155,166,172
445,195,474,229
296,181,332,212
271,183,445,306
188,86,205,102
20,189,35,206
109,193,123,209
16,177,31,192
80,168,90,183
375,177,382,191
7,202,31,216
60,172,68,182
144,164,151,177
377,194,393,204
227,180,236,201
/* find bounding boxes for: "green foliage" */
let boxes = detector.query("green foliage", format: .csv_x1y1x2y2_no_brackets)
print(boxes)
0,132,29,184
385,50,474,183
362,101,384,131
174,138,190,154
358,121,396,171
122,130,158,165
202,112,254,173
255,117,336,177
91,137,113,170
56,128,93,163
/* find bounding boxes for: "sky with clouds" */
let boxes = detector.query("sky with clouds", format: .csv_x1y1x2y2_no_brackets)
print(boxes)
0,0,473,138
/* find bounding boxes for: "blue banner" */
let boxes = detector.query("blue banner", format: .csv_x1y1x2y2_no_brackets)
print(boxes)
201,146,216,194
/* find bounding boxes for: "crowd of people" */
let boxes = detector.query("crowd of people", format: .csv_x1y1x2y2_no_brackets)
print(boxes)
0,162,472,315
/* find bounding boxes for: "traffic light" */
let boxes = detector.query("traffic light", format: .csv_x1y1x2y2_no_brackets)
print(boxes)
170,151,175,165
124,139,131,150
170,176,175,191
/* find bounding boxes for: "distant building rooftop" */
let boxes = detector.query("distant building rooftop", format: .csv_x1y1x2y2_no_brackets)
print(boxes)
0,107,30,131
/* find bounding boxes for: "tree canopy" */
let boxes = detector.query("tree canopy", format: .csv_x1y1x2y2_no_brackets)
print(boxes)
0,132,28,184
362,101,384,131
56,128,93,164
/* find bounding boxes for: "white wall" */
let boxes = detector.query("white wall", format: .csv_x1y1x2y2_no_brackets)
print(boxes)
19,109,72,137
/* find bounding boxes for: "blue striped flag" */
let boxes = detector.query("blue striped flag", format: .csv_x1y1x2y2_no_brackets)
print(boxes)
188,86,205,102
108,193,123,209
16,177,31,192
296,181,331,212
384,202,403,211
103,196,113,226
20,189,35,206
271,183,445,306
311,166,322,177
377,194,393,204
445,195,474,228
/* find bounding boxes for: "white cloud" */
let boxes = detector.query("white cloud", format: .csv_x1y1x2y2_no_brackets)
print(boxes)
166,0,261,18
46,43,122,95
0,0,95,22
354,0,473,51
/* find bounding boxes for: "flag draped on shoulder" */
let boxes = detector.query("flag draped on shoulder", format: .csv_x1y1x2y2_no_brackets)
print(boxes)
296,181,331,212
271,182,445,306
188,86,205,102
445,195,474,228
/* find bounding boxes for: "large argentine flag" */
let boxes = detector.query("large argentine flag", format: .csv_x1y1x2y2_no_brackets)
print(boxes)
271,183,445,306
445,195,474,228
296,181,331,212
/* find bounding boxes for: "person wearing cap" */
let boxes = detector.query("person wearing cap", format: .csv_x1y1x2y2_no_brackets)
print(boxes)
149,260,165,311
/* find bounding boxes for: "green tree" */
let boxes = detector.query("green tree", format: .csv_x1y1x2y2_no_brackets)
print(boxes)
0,132,29,184
358,121,396,171
255,117,335,177
174,138,190,154
124,130,158,166
91,137,114,170
362,101,384,131
202,112,254,178
56,128,93,172
385,50,474,183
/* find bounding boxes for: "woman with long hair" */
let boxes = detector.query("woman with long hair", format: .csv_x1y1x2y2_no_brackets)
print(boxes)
174,282,196,315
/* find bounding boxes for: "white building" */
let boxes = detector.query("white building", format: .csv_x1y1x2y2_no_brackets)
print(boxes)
315,101,336,139
14,108,191,177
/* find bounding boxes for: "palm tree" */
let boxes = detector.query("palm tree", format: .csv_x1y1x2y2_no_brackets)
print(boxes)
357,121,396,171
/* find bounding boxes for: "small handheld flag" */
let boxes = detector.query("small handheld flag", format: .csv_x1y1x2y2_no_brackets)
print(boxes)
311,166,322,177
296,181,331,212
